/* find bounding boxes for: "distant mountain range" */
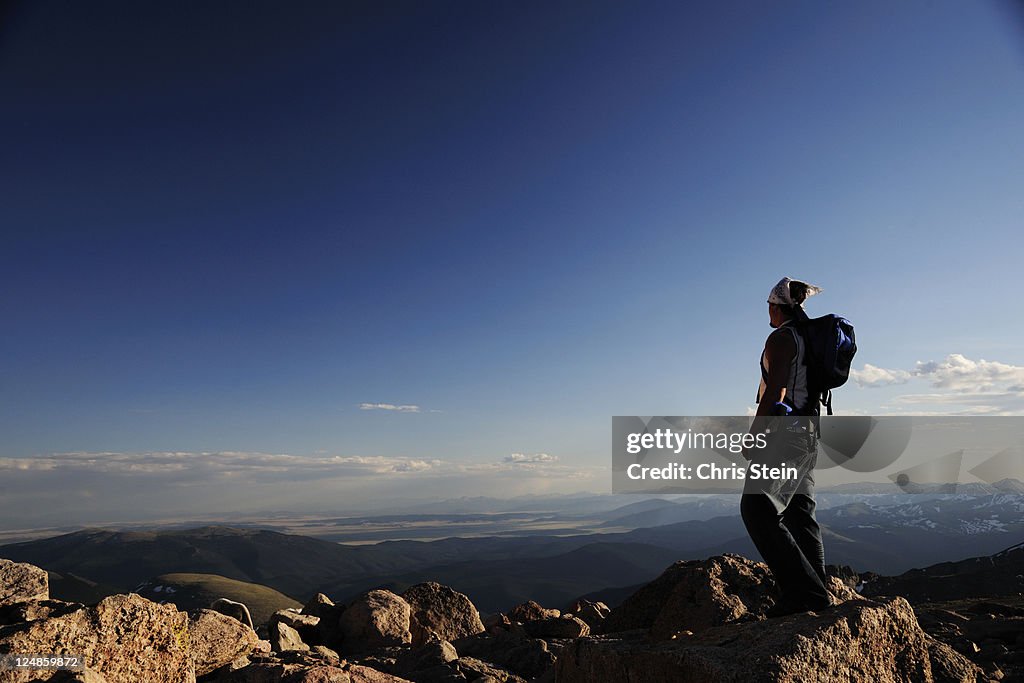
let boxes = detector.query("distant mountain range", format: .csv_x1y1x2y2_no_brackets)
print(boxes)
1,486,1021,614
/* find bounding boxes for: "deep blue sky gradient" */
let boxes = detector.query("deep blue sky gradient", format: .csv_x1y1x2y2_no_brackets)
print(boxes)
2,1,1023,466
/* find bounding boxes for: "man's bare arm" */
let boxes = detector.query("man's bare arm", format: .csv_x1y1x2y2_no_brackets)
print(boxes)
750,330,796,436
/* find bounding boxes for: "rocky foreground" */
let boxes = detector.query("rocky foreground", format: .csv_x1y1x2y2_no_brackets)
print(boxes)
0,554,1018,682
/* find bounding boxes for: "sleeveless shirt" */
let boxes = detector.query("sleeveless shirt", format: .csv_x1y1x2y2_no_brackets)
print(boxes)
757,320,811,415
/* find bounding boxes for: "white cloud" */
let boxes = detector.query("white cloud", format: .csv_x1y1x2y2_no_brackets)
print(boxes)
851,354,1024,415
849,363,912,387
359,403,421,413
854,354,1024,392
912,354,1024,392
389,459,436,473
503,453,558,465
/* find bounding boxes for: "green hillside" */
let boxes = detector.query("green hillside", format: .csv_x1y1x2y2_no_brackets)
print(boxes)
137,573,301,626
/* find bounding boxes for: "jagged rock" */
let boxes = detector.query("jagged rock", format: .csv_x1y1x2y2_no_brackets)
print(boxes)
394,664,465,683
507,600,559,622
392,638,459,676
827,576,864,604
450,657,527,683
273,608,322,646
282,665,351,682
400,582,484,647
0,592,193,683
928,639,986,682
345,664,413,682
338,590,412,652
557,596,983,683
274,609,321,629
523,615,590,639
311,644,342,662
603,554,775,637
203,654,253,679
911,598,1024,679
0,598,81,626
566,600,610,630
566,598,609,614
189,608,260,676
303,594,338,619
452,629,555,679
481,613,510,634
0,558,49,605
271,620,311,652
305,594,345,648
827,564,860,589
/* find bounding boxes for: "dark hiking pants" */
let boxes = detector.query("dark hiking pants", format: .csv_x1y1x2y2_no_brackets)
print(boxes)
741,428,830,609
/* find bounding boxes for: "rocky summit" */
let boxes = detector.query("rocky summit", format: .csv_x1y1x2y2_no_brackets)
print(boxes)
0,552,1017,682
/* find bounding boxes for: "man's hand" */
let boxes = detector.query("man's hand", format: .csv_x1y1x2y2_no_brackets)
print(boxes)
755,330,796,418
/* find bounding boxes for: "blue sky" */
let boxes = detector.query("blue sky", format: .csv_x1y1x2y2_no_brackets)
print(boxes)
1,1,1023,522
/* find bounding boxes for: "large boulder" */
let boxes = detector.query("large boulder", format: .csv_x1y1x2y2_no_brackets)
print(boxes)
0,593,194,683
271,620,311,653
0,558,49,605
304,593,345,647
190,608,260,676
393,638,459,674
523,615,590,639
603,554,776,637
508,600,559,622
271,609,320,650
303,594,339,621
557,596,983,682
566,599,611,630
400,582,484,646
338,590,412,652
449,656,528,682
452,629,556,680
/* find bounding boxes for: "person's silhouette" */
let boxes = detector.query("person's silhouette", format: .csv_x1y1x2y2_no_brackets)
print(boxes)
741,277,831,617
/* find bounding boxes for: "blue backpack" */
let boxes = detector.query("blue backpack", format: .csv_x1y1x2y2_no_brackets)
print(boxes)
795,314,857,415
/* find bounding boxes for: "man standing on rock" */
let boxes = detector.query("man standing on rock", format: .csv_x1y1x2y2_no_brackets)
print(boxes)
741,277,832,617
